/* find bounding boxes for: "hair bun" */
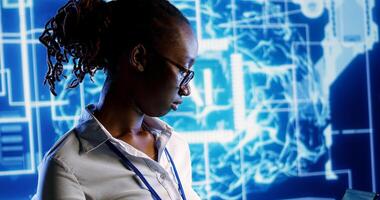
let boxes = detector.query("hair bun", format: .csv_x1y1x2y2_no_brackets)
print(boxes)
39,0,110,95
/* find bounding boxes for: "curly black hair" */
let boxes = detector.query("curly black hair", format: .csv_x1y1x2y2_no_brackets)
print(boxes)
39,0,189,96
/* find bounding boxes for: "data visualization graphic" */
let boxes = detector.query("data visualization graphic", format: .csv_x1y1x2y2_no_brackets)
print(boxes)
0,0,379,199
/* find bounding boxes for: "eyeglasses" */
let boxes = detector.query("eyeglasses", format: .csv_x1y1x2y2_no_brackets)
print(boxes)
150,49,195,89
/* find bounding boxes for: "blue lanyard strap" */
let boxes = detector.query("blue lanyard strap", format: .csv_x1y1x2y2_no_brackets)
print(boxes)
164,148,187,200
106,140,161,200
106,140,187,200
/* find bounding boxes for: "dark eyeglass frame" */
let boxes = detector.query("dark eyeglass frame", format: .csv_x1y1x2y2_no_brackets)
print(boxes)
150,49,195,89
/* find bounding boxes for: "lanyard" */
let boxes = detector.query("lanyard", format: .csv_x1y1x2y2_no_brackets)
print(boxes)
164,148,187,200
106,140,187,200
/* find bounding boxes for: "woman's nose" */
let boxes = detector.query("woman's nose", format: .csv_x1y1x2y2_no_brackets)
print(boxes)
179,85,191,96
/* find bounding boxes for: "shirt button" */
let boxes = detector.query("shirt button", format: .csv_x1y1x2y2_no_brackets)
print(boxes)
160,173,166,179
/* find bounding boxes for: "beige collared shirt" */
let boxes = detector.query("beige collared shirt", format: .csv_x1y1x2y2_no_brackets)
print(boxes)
32,104,201,200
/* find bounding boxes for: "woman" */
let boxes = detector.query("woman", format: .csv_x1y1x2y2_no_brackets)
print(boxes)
33,0,200,199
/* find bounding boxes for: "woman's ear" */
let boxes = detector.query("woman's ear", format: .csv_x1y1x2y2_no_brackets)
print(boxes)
129,44,147,72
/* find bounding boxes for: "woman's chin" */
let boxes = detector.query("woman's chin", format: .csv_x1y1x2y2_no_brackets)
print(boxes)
144,107,171,117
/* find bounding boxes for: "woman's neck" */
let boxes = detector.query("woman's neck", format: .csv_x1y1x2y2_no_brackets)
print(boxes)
94,81,158,161
94,78,145,138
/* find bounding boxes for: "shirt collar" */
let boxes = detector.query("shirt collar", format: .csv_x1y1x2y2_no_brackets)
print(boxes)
75,104,173,154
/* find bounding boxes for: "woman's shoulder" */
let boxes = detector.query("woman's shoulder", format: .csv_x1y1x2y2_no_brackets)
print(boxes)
41,129,81,164
165,129,192,161
145,116,190,148
168,130,189,147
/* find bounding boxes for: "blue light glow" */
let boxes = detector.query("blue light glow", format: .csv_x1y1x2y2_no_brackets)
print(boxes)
0,0,379,199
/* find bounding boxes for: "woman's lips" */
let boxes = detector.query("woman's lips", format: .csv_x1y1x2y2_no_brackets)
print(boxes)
171,101,182,111
171,103,179,111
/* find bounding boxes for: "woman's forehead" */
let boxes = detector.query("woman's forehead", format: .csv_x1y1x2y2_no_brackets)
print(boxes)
154,23,198,64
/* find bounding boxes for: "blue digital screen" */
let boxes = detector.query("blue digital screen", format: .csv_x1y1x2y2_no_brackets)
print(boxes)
0,0,379,199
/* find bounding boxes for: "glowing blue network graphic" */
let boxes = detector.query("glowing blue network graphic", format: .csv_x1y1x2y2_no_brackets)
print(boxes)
0,0,379,199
